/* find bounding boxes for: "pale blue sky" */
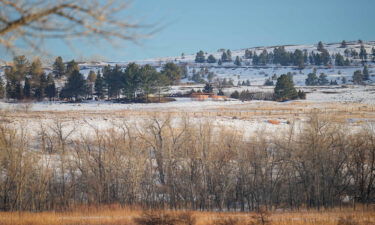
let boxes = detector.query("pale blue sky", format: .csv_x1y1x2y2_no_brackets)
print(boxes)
7,0,375,61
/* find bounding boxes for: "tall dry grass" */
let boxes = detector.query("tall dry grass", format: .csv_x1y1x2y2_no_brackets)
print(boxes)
0,207,374,225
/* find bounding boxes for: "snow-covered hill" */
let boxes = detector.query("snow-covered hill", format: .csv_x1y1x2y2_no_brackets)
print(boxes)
78,40,375,86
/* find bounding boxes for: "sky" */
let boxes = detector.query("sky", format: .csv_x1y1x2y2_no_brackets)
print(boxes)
5,0,375,61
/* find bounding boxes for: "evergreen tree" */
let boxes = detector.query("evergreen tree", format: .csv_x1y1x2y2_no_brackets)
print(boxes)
303,50,308,64
293,49,305,69
352,70,363,84
274,74,298,101
264,79,274,86
252,53,259,65
340,40,347,48
139,64,161,101
234,56,242,66
245,49,253,59
305,72,319,86
363,65,370,81
53,56,66,78
341,76,347,84
45,73,56,101
203,83,213,93
344,58,350,66
230,90,240,99
258,50,268,65
372,47,375,62
359,45,367,63
61,70,86,100
123,63,141,100
298,90,306,99
318,73,329,85
317,41,325,51
23,77,31,99
226,49,232,62
320,49,330,66
14,82,23,100
66,60,79,76
94,71,105,99
34,73,47,101
221,51,228,62
195,50,206,63
0,77,4,99
161,62,182,85
335,53,345,66
207,54,217,63
218,59,222,65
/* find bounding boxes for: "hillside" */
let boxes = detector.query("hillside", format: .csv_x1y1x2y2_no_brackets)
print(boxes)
77,40,375,87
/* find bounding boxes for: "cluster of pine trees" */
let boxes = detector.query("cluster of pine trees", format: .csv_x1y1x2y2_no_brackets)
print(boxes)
0,56,182,102
1,56,56,101
194,41,373,68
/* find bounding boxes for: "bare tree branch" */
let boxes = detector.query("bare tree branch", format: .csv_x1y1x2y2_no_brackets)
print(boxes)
0,0,152,56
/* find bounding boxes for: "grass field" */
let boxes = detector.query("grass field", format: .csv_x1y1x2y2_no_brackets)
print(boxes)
0,206,374,225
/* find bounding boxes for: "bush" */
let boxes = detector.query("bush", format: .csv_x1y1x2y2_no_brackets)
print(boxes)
134,211,196,225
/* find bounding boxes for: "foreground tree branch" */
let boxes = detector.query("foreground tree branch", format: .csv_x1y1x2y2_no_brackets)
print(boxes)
0,0,149,56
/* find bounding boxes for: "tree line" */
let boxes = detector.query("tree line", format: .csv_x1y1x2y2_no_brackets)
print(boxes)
194,41,375,68
0,114,374,211
0,56,183,102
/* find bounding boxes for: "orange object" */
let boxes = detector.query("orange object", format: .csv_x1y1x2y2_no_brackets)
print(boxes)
267,120,280,125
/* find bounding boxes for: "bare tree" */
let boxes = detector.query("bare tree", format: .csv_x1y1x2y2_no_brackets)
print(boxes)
0,0,149,56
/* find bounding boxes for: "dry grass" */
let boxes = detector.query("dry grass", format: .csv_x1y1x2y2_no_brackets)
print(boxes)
0,207,374,225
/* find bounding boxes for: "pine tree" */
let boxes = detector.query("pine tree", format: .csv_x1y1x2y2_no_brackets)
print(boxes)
45,73,56,101
359,45,367,63
340,40,347,48
341,76,347,84
94,71,105,99
23,77,31,99
195,50,206,63
264,79,274,86
317,41,324,52
274,74,298,101
61,69,86,100
230,90,240,99
66,60,79,76
203,83,213,93
293,49,305,69
218,59,222,65
53,56,66,78
305,72,319,86
335,53,345,66
207,54,217,63
221,51,228,62
34,73,47,101
0,77,5,99
161,62,182,85
245,49,252,59
226,49,232,62
234,56,242,66
318,73,329,85
363,65,370,81
352,70,363,84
